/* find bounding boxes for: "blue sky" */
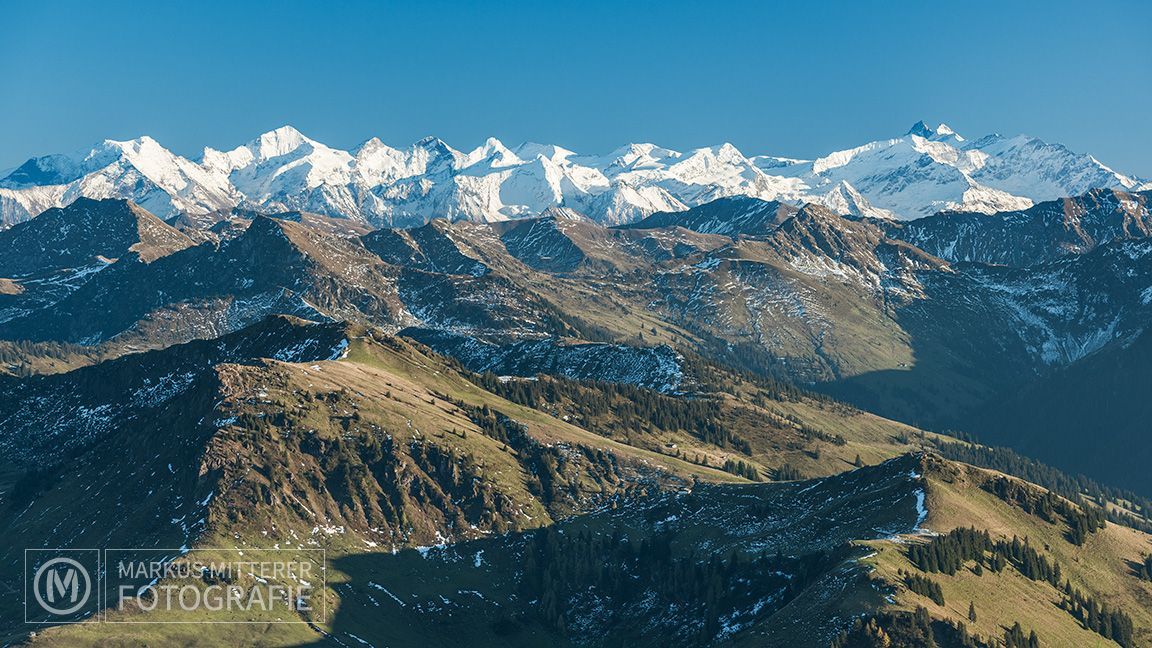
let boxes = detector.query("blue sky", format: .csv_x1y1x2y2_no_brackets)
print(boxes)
3,0,1150,176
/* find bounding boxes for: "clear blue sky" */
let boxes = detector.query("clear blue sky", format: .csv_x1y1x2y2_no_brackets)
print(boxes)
3,0,1150,176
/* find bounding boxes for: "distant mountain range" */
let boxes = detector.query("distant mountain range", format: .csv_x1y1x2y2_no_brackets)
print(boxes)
1,122,1144,227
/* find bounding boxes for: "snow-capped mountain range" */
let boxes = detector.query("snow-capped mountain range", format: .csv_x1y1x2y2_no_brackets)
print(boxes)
0,121,1142,227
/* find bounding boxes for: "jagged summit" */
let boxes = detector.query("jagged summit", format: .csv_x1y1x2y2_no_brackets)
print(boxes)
414,135,457,154
539,205,591,222
906,120,961,142
465,136,522,168
907,120,936,138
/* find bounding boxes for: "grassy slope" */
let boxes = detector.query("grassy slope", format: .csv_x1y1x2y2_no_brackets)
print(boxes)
339,336,742,484
17,332,1147,647
16,332,935,647
14,334,725,645
863,459,1152,647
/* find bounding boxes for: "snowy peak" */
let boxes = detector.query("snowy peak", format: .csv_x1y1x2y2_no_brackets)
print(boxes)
464,137,523,168
513,142,576,163
0,135,240,227
0,123,1143,227
102,135,164,156
201,125,318,169
414,135,463,161
935,123,958,138
252,125,312,160
907,120,937,138
538,206,592,222
605,142,681,171
906,121,962,142
0,154,84,187
802,123,1136,219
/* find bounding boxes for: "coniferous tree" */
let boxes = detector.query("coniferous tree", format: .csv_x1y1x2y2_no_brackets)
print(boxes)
905,574,944,606
934,440,1152,533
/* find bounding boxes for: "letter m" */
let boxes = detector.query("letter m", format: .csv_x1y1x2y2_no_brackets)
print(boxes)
46,568,79,604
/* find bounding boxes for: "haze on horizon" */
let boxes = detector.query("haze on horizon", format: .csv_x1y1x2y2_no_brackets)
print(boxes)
2,0,1150,176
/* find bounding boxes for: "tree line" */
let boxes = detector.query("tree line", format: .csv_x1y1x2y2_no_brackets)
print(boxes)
934,439,1152,533
902,571,945,606
473,371,753,453
985,475,1106,545
907,527,1064,587
831,605,1049,648
519,524,836,643
906,527,1135,647
1061,586,1135,646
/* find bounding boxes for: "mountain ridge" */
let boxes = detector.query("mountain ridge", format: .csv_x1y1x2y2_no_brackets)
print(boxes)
5,192,1152,522
1,122,1141,227
4,189,1152,646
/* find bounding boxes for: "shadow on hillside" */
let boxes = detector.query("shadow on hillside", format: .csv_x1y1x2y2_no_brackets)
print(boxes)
298,535,557,648
299,457,926,647
815,305,1036,434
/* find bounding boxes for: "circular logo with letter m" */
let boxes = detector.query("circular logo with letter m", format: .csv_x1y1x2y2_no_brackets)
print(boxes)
35,558,92,615
26,549,100,623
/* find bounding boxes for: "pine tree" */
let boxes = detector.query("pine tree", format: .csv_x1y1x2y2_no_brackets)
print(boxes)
1005,622,1026,648
968,601,977,623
